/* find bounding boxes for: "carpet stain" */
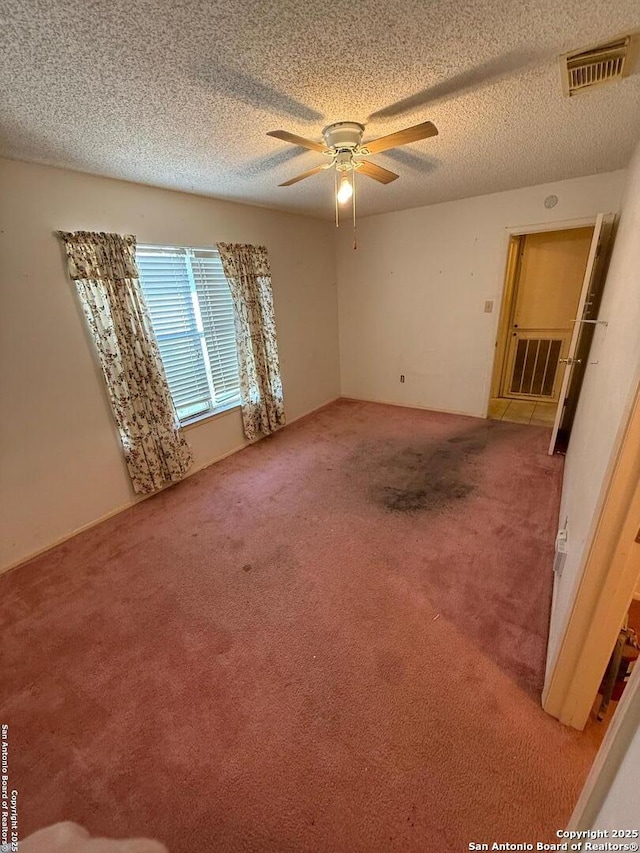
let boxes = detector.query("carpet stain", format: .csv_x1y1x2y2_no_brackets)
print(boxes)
354,422,497,514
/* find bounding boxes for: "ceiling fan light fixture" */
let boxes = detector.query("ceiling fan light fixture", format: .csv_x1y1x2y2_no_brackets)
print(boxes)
322,121,365,151
337,175,353,204
268,118,437,247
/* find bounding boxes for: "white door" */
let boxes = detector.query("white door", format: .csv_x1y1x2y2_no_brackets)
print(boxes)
548,214,615,455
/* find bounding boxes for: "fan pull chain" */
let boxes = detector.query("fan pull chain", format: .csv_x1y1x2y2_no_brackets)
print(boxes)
334,169,339,228
352,169,357,250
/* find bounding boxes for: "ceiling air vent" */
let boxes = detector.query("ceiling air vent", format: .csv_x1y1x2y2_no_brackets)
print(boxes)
560,35,637,96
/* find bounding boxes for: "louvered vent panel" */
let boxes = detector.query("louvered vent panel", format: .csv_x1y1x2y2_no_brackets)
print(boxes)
569,55,625,90
561,36,635,96
509,339,562,398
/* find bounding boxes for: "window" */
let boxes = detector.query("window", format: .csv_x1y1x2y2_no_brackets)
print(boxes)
136,245,240,423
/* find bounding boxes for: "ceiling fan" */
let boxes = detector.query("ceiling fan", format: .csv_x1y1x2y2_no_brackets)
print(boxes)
266,119,438,196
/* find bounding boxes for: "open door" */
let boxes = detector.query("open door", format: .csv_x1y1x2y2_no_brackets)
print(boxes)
543,374,640,729
548,213,616,455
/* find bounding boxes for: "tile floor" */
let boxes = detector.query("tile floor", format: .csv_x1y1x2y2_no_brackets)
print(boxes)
488,398,557,427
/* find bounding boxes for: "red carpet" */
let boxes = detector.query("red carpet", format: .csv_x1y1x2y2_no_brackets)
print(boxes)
1,400,597,851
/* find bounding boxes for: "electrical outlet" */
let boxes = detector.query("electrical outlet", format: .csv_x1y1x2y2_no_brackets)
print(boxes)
484,300,494,313
400,374,405,383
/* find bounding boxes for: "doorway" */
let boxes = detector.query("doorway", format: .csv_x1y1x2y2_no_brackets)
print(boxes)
489,226,594,429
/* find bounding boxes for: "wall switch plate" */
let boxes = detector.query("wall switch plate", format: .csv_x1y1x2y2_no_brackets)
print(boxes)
484,300,494,313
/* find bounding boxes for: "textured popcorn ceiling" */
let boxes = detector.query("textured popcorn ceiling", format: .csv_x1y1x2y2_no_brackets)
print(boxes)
1,0,639,219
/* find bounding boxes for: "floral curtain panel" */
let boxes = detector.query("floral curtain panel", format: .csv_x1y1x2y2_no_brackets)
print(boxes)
217,243,286,441
57,231,193,494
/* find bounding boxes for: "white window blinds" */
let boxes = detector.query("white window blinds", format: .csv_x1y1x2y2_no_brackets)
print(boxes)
136,246,241,422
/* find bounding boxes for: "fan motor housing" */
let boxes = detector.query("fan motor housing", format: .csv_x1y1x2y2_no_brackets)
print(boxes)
322,121,364,151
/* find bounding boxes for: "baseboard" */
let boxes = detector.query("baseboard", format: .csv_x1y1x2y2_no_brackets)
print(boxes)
1,499,141,577
1,395,341,578
285,396,341,427
339,394,486,420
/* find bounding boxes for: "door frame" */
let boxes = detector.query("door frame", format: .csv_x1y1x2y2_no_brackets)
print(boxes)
567,655,640,829
487,217,598,415
489,235,522,401
542,371,640,729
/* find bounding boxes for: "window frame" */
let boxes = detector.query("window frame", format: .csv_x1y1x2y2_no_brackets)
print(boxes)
136,242,241,427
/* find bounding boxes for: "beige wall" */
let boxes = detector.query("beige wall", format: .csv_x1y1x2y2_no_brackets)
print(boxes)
0,159,340,571
593,735,640,828
546,142,640,677
567,664,640,831
591,699,640,829
1,157,633,581
336,171,626,417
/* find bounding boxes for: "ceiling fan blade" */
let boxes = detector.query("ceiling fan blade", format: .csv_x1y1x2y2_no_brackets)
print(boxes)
364,121,438,154
279,164,329,187
267,130,327,153
357,160,399,184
